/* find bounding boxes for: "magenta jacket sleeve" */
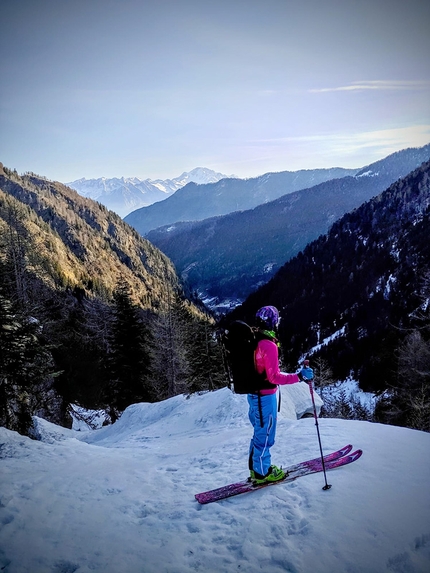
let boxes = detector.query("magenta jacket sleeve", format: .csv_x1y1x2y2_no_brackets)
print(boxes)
255,339,300,388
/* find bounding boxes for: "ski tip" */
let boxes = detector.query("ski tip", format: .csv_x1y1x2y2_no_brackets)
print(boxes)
342,449,363,463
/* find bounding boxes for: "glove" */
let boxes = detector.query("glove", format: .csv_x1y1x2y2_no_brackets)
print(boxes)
299,366,314,382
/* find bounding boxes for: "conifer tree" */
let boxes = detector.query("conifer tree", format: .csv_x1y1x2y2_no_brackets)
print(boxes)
186,319,226,393
51,301,107,412
104,280,153,420
0,290,55,434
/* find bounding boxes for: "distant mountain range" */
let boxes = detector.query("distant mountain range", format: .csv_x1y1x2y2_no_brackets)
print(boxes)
228,159,430,400
67,167,232,217
125,167,359,235
145,144,430,309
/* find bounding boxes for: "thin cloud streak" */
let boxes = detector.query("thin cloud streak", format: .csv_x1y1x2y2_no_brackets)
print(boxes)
242,125,430,172
309,80,430,93
251,125,430,146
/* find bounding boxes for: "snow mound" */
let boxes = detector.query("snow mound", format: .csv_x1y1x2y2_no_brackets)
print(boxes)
80,388,249,447
79,386,322,448
30,416,76,443
281,382,323,418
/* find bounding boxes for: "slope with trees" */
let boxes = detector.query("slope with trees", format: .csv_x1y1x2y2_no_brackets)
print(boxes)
227,160,430,431
147,144,430,305
0,164,226,434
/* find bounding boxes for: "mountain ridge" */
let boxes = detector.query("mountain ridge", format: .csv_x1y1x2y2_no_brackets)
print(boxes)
0,163,181,309
125,166,359,235
67,167,232,217
146,144,430,309
229,159,430,397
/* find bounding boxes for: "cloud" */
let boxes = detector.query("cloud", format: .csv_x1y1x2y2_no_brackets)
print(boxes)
309,80,430,93
242,125,430,172
291,125,430,168
320,125,430,152
251,125,430,146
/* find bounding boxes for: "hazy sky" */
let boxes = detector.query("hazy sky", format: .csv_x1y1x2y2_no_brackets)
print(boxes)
1,0,429,182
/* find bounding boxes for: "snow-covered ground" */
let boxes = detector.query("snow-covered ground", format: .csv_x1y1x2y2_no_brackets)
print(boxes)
1,387,429,573
320,378,377,412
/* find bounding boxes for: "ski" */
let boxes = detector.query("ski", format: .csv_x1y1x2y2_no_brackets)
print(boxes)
195,446,361,504
278,443,353,473
195,444,352,504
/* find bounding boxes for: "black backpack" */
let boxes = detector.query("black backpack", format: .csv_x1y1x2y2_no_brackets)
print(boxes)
222,320,277,394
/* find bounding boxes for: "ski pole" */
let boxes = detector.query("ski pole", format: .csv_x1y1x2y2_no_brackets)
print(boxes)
304,359,332,490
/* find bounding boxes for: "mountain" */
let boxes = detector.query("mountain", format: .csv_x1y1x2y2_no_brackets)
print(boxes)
125,167,359,235
146,144,430,308
229,159,430,397
1,389,429,572
0,164,180,308
67,167,231,217
0,164,223,432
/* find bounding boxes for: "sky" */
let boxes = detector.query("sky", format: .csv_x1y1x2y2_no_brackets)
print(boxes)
1,386,429,572
1,0,430,182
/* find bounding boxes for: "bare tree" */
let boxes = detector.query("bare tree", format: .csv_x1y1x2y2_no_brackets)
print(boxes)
397,330,430,431
151,289,190,399
312,356,336,400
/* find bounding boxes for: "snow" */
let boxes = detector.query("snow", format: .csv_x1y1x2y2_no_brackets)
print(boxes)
304,326,347,358
356,170,379,178
1,387,430,573
70,404,110,431
320,378,377,412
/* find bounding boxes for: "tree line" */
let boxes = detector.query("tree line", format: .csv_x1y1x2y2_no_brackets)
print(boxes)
228,161,430,432
0,193,227,435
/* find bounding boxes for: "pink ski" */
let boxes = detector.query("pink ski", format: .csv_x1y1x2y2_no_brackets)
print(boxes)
195,446,361,504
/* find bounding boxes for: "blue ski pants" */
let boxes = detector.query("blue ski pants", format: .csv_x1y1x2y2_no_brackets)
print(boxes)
248,392,278,477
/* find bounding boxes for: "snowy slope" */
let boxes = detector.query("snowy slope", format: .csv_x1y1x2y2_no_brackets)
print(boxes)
1,387,429,573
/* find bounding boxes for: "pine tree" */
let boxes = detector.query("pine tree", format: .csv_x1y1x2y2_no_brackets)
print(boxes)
0,291,56,434
0,207,59,434
51,301,107,413
378,271,430,431
104,280,153,420
396,330,430,431
186,319,226,394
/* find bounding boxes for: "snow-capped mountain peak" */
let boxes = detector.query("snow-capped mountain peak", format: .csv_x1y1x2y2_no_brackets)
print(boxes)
66,168,232,217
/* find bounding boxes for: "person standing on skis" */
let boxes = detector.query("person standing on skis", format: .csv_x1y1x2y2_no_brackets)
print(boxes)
249,306,314,484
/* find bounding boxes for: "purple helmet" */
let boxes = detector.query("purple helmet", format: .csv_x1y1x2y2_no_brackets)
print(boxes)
255,306,279,330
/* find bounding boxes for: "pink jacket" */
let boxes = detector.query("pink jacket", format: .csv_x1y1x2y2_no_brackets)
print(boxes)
255,338,300,395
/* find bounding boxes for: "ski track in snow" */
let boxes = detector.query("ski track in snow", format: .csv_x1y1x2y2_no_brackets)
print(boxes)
0,388,429,573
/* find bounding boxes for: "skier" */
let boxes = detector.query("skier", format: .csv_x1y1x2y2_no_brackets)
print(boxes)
249,306,313,484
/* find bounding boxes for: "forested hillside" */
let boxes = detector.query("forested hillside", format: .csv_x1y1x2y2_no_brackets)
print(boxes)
147,144,430,306
0,165,225,435
228,161,430,431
